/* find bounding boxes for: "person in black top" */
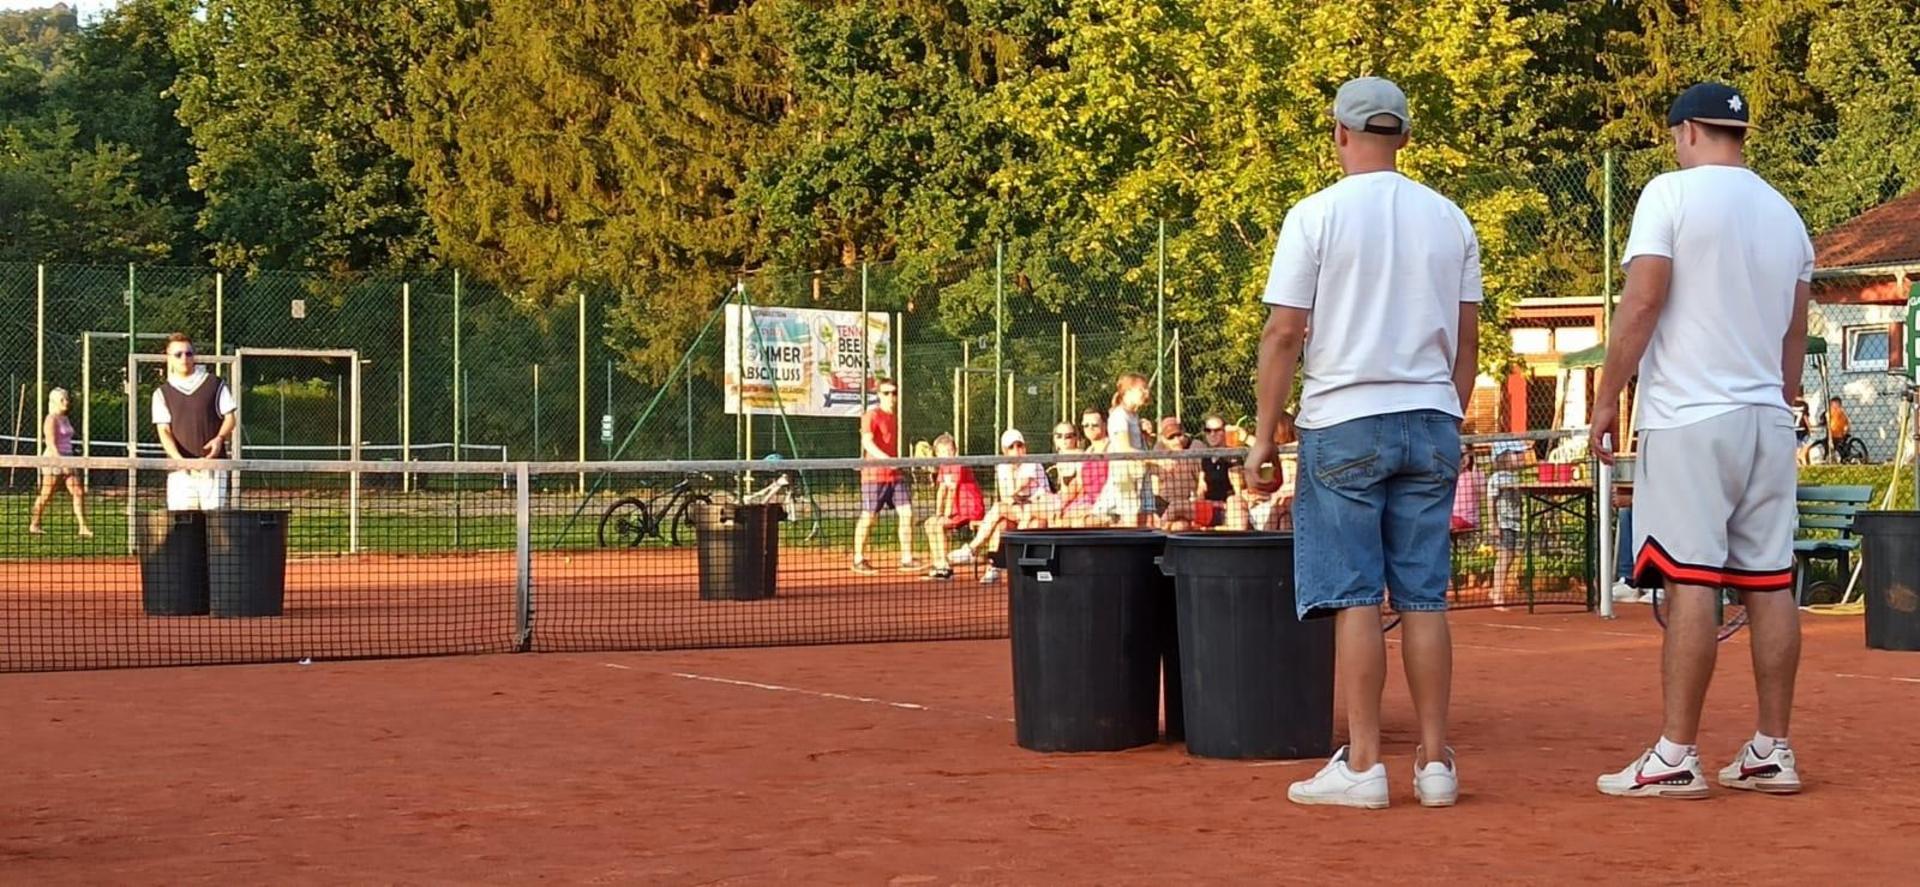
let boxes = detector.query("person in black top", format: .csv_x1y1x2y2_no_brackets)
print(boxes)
1197,414,1240,527
151,333,238,510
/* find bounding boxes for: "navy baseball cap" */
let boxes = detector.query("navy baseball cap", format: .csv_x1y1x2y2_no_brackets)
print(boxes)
1667,82,1753,129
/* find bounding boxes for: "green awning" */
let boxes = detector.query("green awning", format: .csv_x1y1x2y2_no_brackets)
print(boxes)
1562,336,1826,368
1562,343,1606,369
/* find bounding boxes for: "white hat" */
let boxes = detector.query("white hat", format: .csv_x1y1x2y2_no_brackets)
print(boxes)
1000,428,1026,448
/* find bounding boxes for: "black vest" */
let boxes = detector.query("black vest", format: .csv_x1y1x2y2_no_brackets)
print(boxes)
159,376,226,455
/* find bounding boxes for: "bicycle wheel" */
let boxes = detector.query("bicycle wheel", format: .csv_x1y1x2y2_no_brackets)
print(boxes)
1650,587,1748,641
597,497,653,548
669,493,714,547
1841,437,1870,464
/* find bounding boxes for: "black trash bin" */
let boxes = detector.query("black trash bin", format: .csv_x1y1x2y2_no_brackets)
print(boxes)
1005,528,1177,752
692,503,783,601
1160,531,1334,759
1859,511,1920,651
207,510,290,618
139,510,209,616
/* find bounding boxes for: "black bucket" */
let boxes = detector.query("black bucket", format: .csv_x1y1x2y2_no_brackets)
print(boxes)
208,510,290,618
139,510,209,616
691,503,784,601
1160,531,1334,759
1858,511,1920,652
1005,528,1173,752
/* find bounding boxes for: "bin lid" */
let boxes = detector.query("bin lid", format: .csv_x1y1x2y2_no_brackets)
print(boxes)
1164,530,1293,548
1002,528,1166,547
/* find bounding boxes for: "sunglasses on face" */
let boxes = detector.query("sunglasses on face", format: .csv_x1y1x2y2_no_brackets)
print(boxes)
1204,426,1225,434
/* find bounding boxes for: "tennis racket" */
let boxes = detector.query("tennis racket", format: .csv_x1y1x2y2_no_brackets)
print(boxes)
1649,586,1748,641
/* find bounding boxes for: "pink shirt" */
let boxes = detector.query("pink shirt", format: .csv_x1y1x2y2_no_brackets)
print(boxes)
50,415,74,456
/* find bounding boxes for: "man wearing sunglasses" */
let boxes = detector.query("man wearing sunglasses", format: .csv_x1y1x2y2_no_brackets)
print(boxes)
150,333,237,511
852,382,917,575
1196,414,1240,528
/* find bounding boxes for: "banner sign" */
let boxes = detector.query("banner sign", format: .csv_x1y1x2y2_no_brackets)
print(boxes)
724,305,893,416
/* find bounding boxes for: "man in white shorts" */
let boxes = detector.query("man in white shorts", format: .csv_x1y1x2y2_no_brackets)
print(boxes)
1589,83,1814,799
152,333,238,511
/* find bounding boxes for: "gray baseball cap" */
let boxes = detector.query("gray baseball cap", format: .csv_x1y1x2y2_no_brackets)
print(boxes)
1333,77,1411,135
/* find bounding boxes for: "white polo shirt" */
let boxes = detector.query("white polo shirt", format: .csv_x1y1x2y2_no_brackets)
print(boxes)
1262,171,1482,430
1621,166,1813,430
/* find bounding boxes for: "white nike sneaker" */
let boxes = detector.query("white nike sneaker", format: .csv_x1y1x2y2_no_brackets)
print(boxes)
1288,746,1389,810
1413,746,1459,807
1611,580,1639,602
1718,742,1802,794
1596,747,1710,799
979,566,1002,584
948,546,976,565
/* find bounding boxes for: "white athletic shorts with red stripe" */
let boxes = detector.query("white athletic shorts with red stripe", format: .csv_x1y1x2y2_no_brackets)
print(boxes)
1631,404,1797,591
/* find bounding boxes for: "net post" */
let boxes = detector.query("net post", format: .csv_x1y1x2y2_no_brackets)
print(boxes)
514,461,532,651
34,264,44,458
402,282,412,494
124,351,136,556
81,334,91,485
349,353,362,554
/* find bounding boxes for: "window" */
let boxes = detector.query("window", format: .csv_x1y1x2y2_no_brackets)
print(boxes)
1511,328,1551,355
1844,325,1891,372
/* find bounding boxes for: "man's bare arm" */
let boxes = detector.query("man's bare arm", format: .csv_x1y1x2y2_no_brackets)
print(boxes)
1781,280,1812,403
1454,302,1480,414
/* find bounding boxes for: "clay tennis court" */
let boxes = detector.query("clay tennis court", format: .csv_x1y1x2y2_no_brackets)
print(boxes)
2,605,1912,884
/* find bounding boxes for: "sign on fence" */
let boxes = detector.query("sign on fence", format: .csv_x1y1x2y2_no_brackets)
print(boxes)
723,306,893,417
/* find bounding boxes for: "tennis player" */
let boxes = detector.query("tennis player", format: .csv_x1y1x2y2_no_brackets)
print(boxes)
1590,83,1813,798
1247,76,1482,809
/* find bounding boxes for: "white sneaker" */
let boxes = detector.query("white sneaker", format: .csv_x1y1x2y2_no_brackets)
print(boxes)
1596,747,1710,799
948,546,976,565
979,566,1002,584
1288,746,1389,810
1718,742,1802,794
1611,580,1639,602
1413,746,1459,807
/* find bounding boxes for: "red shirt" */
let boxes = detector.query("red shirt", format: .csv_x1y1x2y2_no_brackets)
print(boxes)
861,408,899,483
940,464,986,523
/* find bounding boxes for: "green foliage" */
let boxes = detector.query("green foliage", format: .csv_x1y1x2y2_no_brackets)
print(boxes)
169,0,443,273
0,116,176,263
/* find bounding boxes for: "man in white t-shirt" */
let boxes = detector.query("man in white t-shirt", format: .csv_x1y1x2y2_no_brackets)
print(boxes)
1245,77,1481,810
1590,83,1813,800
151,333,239,511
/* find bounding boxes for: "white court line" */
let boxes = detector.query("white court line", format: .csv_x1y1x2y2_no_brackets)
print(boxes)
642,668,1016,723
1834,672,1920,685
1472,623,1648,640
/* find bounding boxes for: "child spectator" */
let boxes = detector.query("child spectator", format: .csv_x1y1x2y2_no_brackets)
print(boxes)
1487,442,1527,606
923,433,985,581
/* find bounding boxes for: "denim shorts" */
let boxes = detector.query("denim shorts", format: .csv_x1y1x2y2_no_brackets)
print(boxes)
1293,410,1461,620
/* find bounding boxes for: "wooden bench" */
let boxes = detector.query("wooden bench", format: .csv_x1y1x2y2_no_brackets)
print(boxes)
1793,485,1874,604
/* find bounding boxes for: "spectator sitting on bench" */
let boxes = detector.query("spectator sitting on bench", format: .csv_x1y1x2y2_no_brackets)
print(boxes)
948,429,1054,584
922,433,985,582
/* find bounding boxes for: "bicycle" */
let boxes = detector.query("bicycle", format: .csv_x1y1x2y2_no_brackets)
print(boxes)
596,474,732,548
1807,433,1870,465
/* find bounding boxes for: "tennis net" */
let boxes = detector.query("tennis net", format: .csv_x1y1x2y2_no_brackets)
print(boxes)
0,437,1597,672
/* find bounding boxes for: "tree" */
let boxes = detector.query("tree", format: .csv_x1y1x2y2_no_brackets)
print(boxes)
987,0,1543,415
394,0,788,378
0,116,176,263
169,0,445,273
52,0,202,260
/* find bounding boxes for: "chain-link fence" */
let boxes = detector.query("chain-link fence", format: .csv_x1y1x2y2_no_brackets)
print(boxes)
3,125,1916,487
